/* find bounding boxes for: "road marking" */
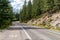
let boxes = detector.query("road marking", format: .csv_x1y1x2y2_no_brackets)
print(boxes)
9,35,18,38
21,26,32,40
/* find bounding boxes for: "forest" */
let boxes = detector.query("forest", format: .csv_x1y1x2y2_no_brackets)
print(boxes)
0,0,13,29
0,0,60,29
19,0,60,23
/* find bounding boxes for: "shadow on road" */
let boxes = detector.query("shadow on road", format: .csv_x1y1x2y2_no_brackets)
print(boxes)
7,27,48,30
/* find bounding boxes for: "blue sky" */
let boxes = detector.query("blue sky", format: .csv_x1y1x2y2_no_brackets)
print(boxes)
9,0,30,12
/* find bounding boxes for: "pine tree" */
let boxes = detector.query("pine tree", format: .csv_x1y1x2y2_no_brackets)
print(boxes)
47,0,55,14
19,0,60,23
0,0,13,29
26,0,32,20
57,0,60,10
19,0,27,22
32,0,41,18
40,0,48,13
32,0,37,18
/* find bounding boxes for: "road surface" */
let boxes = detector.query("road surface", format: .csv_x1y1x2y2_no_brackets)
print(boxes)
0,21,60,40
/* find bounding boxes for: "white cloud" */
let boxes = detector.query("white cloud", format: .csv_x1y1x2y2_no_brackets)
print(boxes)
10,0,24,10
10,0,30,10
10,0,33,12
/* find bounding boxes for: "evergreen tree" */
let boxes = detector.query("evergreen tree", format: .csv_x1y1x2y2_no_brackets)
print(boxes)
32,0,41,18
40,0,48,13
26,0,32,20
19,0,60,23
32,0,37,18
0,0,13,29
47,0,55,14
19,0,27,22
57,0,60,10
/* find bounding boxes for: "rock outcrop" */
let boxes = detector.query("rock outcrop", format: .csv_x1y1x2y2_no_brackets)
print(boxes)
27,12,60,27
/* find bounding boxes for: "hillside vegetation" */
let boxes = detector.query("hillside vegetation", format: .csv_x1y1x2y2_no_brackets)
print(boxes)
0,0,13,29
19,0,60,29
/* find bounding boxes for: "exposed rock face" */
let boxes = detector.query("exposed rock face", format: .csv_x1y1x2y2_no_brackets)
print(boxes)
27,20,33,24
27,12,60,27
51,13,60,27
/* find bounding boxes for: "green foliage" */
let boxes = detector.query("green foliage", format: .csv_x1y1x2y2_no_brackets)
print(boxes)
19,0,60,23
56,27,60,30
13,13,19,21
19,0,32,22
0,0,13,29
32,0,41,18
42,21,46,26
27,0,32,20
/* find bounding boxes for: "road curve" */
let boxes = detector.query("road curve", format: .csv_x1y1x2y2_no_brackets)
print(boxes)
0,21,60,40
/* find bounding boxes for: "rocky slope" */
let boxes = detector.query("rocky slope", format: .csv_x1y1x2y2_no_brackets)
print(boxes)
27,12,60,28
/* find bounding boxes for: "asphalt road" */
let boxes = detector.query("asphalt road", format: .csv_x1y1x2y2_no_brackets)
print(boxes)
0,21,60,40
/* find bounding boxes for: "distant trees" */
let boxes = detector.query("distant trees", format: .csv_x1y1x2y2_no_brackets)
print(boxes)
13,13,19,21
19,0,27,22
19,0,60,23
32,0,41,18
26,0,32,20
20,0,32,22
0,0,13,29
57,0,60,10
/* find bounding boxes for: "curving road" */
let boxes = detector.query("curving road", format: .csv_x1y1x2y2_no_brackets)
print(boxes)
0,21,60,40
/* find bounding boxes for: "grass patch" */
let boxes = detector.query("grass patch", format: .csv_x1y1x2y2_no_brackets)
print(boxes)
56,27,60,31
42,25,52,29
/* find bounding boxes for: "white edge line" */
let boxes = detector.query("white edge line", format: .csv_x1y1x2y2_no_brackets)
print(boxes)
21,26,32,40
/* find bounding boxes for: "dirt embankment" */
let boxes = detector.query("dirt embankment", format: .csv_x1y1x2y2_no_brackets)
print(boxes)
27,12,60,28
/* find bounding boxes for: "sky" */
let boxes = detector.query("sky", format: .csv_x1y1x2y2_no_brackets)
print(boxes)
9,0,30,12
